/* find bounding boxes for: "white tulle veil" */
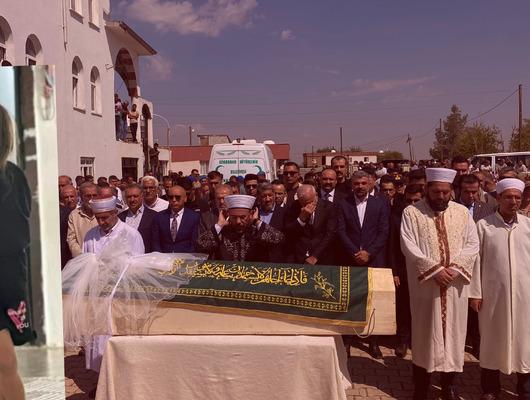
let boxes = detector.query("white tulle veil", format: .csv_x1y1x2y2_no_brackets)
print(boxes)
62,234,207,348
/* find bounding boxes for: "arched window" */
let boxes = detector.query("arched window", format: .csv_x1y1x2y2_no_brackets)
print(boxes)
0,17,12,64
72,57,84,109
25,35,42,65
90,66,101,113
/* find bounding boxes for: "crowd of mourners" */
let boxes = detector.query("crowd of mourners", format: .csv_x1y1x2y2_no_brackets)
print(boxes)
57,155,530,400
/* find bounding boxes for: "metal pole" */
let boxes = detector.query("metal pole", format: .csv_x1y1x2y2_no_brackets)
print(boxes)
519,84,523,151
339,126,343,155
189,125,192,146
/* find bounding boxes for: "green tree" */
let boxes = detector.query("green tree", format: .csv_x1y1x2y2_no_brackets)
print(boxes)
455,123,503,158
430,105,468,160
509,119,530,151
377,151,404,162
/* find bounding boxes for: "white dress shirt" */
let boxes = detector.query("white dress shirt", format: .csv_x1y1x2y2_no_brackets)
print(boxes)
125,205,144,230
144,197,169,212
355,195,368,227
321,189,335,202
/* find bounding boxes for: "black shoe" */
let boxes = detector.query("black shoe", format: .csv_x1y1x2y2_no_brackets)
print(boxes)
442,387,460,400
479,394,498,400
395,342,408,358
368,342,383,359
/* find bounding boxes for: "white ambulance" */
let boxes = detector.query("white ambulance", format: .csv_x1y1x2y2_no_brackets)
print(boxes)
209,139,277,181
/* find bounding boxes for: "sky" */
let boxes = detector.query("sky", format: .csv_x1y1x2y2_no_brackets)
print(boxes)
111,0,530,162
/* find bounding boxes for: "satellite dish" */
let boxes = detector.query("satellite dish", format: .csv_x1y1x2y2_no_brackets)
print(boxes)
331,149,337,153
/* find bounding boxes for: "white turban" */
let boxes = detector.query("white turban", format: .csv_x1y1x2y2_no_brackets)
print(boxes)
90,196,117,213
425,168,457,183
496,178,525,194
224,195,256,209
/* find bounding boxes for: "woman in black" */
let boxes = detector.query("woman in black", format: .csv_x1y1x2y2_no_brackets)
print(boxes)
0,105,34,400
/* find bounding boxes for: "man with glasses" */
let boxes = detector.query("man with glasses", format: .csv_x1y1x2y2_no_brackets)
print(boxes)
141,176,169,212
282,161,301,207
152,185,200,253
67,182,99,257
243,174,259,198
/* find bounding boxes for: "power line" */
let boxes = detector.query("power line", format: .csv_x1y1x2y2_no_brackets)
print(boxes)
468,88,519,121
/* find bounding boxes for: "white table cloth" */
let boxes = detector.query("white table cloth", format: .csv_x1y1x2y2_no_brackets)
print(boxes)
96,335,351,400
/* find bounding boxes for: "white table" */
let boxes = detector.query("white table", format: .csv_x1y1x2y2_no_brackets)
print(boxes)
96,335,351,400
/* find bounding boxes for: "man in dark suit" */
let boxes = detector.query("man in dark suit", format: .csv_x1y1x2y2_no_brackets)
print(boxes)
199,184,232,236
337,170,390,359
457,173,495,359
257,182,286,262
59,185,78,268
319,168,347,204
331,155,351,195
284,184,337,265
118,183,158,253
152,185,199,253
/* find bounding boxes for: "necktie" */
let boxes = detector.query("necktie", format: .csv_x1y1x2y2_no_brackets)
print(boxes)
324,192,331,201
171,212,179,241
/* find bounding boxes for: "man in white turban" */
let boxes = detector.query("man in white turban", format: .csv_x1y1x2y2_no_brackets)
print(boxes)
82,195,145,375
83,196,145,255
401,168,479,400
197,194,284,261
469,178,530,400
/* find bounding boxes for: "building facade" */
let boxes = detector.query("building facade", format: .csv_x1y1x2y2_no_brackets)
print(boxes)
303,151,378,168
1,1,167,181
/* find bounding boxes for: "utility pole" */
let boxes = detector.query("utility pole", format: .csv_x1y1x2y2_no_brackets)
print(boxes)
519,84,523,151
189,125,193,146
407,134,413,162
439,118,443,161
339,126,343,155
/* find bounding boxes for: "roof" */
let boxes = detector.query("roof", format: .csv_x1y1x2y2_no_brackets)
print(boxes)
268,144,290,160
106,21,157,56
171,146,212,162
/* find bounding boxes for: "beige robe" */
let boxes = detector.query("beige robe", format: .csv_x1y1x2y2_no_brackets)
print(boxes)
469,212,530,374
401,200,479,372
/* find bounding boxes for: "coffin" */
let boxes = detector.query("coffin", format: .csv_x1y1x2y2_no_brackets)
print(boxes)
63,261,396,337
112,267,395,336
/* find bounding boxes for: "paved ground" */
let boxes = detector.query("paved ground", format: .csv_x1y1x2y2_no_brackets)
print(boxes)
16,346,65,400
64,337,518,400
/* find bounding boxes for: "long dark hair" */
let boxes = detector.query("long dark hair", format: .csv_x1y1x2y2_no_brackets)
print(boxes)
0,104,14,172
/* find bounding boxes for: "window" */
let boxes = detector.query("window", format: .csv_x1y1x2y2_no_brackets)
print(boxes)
0,27,5,60
72,57,84,109
90,67,100,113
80,157,94,177
25,35,42,65
88,0,99,26
70,0,82,15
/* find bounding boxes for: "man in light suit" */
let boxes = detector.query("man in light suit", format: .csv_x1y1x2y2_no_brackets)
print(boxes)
118,183,158,253
337,170,390,359
152,185,199,253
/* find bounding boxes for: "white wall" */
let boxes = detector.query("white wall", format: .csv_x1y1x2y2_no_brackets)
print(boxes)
0,1,153,180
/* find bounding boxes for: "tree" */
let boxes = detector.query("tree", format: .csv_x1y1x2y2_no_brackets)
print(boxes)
377,151,404,162
430,105,468,160
509,119,530,151
456,122,503,158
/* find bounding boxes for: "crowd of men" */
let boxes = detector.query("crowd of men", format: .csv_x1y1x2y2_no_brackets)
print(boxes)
58,155,530,400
